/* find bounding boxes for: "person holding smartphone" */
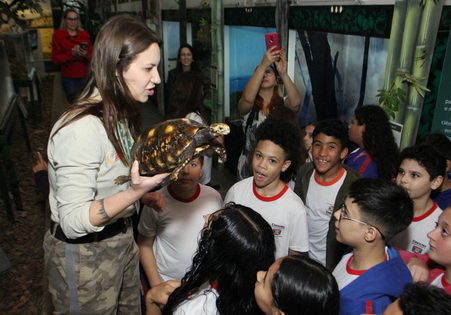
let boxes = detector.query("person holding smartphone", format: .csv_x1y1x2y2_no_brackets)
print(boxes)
237,43,302,181
52,9,92,102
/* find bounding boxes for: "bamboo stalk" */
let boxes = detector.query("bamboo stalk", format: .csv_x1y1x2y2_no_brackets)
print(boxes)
393,0,423,123
400,0,444,149
382,0,407,91
211,0,224,124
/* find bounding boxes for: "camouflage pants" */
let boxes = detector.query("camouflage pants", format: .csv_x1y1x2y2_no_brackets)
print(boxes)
43,225,141,315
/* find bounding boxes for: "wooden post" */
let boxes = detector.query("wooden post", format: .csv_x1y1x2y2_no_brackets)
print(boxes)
276,0,289,54
179,0,187,45
211,0,224,124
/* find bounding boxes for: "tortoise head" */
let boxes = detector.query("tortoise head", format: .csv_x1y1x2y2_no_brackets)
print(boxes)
210,123,230,136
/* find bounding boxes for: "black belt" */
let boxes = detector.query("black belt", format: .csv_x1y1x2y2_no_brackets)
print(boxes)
50,218,130,244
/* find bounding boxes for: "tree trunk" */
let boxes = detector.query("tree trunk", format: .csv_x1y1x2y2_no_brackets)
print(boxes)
211,0,224,124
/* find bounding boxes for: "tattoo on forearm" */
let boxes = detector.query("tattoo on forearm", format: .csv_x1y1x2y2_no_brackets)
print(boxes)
97,199,111,221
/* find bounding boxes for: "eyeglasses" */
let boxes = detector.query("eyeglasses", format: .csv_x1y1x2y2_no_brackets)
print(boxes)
65,17,79,21
264,69,275,76
338,203,386,240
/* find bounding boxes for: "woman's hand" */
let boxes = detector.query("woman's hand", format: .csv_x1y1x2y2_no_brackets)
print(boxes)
261,46,281,68
275,49,288,77
141,192,166,212
130,161,169,195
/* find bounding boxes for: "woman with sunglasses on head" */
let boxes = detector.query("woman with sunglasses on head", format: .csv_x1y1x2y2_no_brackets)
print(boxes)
52,9,92,101
237,46,301,181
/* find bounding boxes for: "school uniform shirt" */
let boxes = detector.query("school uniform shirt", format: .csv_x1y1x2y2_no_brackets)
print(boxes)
390,201,442,254
224,177,309,259
173,282,218,315
433,188,451,210
138,184,222,282
306,167,346,265
333,245,412,315
344,148,379,178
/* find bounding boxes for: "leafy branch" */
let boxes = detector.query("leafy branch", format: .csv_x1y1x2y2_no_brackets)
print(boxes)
377,72,429,119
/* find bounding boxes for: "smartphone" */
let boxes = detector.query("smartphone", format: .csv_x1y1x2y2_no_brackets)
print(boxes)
80,42,88,51
265,33,280,51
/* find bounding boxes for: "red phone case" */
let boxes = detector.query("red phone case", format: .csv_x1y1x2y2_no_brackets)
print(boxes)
265,33,280,51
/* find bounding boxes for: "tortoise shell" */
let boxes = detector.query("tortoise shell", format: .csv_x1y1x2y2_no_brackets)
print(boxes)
115,118,230,184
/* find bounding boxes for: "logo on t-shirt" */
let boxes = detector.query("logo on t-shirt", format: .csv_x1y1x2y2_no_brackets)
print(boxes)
326,204,334,216
272,223,285,237
411,240,427,254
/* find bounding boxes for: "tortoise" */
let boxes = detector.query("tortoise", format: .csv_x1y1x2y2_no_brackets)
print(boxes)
114,118,230,184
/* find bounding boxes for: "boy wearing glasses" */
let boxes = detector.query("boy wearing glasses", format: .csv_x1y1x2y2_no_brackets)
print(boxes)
332,178,413,315
295,119,361,270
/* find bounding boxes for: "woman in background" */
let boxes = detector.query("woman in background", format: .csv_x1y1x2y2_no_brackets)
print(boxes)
237,47,301,181
165,44,206,109
52,9,92,101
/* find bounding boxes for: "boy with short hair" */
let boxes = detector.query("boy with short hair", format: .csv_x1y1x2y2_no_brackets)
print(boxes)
294,119,361,270
224,117,309,259
391,144,446,254
417,133,451,209
332,178,414,315
137,156,223,287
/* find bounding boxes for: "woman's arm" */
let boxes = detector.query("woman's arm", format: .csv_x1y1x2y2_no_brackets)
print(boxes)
89,162,168,226
238,46,281,116
146,280,181,315
275,50,301,113
138,233,163,287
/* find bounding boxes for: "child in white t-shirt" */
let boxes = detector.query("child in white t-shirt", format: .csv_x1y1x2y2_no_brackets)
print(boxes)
137,156,222,287
391,144,446,254
225,117,309,259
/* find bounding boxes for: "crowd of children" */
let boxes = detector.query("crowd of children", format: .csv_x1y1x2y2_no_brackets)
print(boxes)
135,105,451,315
40,24,451,314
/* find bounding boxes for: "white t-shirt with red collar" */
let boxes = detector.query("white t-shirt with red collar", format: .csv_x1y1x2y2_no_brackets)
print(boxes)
430,272,450,290
224,177,309,259
305,167,346,265
390,201,442,254
333,248,389,290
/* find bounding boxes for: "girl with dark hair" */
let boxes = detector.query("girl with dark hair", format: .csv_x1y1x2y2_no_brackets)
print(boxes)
44,15,168,314
237,47,301,181
345,105,399,180
165,44,206,108
162,204,276,315
52,9,92,101
255,255,340,315
145,255,339,315
166,71,222,187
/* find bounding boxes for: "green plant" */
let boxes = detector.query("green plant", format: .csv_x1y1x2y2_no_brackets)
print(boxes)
377,72,429,119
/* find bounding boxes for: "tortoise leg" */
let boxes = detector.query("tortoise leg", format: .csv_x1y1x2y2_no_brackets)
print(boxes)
194,144,210,156
114,175,131,185
213,146,228,163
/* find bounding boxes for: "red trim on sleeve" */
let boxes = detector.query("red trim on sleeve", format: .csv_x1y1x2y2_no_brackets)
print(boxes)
365,300,373,314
